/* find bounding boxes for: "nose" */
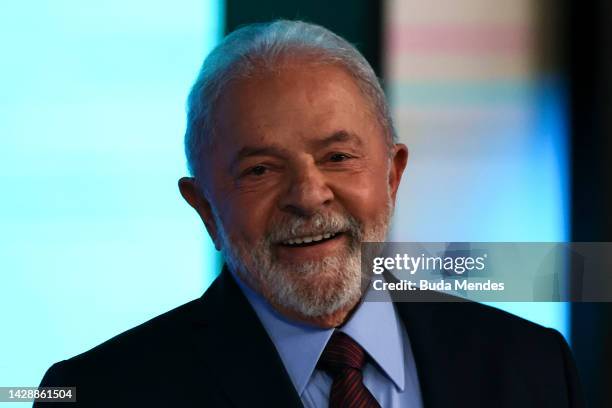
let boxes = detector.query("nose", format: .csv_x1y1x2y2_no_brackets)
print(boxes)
279,161,334,216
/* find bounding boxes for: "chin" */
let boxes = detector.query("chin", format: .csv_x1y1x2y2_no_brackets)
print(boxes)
266,258,364,319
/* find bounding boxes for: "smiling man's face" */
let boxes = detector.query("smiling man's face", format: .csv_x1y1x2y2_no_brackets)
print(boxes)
181,58,408,327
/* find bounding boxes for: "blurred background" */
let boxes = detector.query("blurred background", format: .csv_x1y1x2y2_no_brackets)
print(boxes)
0,0,610,406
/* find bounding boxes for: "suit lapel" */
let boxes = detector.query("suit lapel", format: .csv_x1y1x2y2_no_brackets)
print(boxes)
395,300,459,408
192,268,303,408
383,270,468,408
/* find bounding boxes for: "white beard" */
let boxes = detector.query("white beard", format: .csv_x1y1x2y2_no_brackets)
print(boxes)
214,201,392,319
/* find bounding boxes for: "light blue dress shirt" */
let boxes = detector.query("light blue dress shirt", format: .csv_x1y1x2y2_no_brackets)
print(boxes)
233,275,424,408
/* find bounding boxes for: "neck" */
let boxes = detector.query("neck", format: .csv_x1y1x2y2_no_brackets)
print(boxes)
271,299,361,329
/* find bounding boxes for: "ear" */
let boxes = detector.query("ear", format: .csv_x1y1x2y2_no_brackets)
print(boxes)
388,143,409,203
178,177,221,251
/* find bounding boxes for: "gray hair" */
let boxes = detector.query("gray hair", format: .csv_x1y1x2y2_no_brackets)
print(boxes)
184,19,396,179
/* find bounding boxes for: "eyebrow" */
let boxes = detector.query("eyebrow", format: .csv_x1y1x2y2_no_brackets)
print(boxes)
229,130,363,171
230,145,289,172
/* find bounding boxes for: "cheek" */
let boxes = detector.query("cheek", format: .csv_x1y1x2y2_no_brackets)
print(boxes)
217,190,278,243
331,168,390,221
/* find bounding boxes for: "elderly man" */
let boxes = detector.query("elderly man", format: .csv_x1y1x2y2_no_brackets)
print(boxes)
38,20,583,407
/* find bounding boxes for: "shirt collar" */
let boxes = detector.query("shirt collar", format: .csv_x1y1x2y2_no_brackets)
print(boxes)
339,292,405,392
233,273,405,395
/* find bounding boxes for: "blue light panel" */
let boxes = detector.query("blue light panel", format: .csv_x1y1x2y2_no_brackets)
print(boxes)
0,0,222,392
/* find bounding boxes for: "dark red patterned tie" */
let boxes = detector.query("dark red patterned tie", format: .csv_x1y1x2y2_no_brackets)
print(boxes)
318,331,381,408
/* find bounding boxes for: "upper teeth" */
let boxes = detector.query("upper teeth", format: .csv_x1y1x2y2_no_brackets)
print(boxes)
283,232,337,245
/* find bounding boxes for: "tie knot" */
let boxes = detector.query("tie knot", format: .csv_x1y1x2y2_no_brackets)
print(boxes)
319,332,366,374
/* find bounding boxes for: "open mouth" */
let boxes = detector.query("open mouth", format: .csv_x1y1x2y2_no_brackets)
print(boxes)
279,232,344,248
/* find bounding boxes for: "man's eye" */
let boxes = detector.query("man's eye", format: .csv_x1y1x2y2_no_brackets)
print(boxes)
246,165,268,176
329,153,351,162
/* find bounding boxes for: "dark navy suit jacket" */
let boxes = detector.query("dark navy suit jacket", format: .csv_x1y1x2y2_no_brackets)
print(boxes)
36,268,584,407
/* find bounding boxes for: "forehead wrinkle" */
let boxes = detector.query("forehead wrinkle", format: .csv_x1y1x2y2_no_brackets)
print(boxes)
308,130,364,150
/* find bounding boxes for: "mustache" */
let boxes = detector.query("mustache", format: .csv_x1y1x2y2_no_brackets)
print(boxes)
265,212,362,244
